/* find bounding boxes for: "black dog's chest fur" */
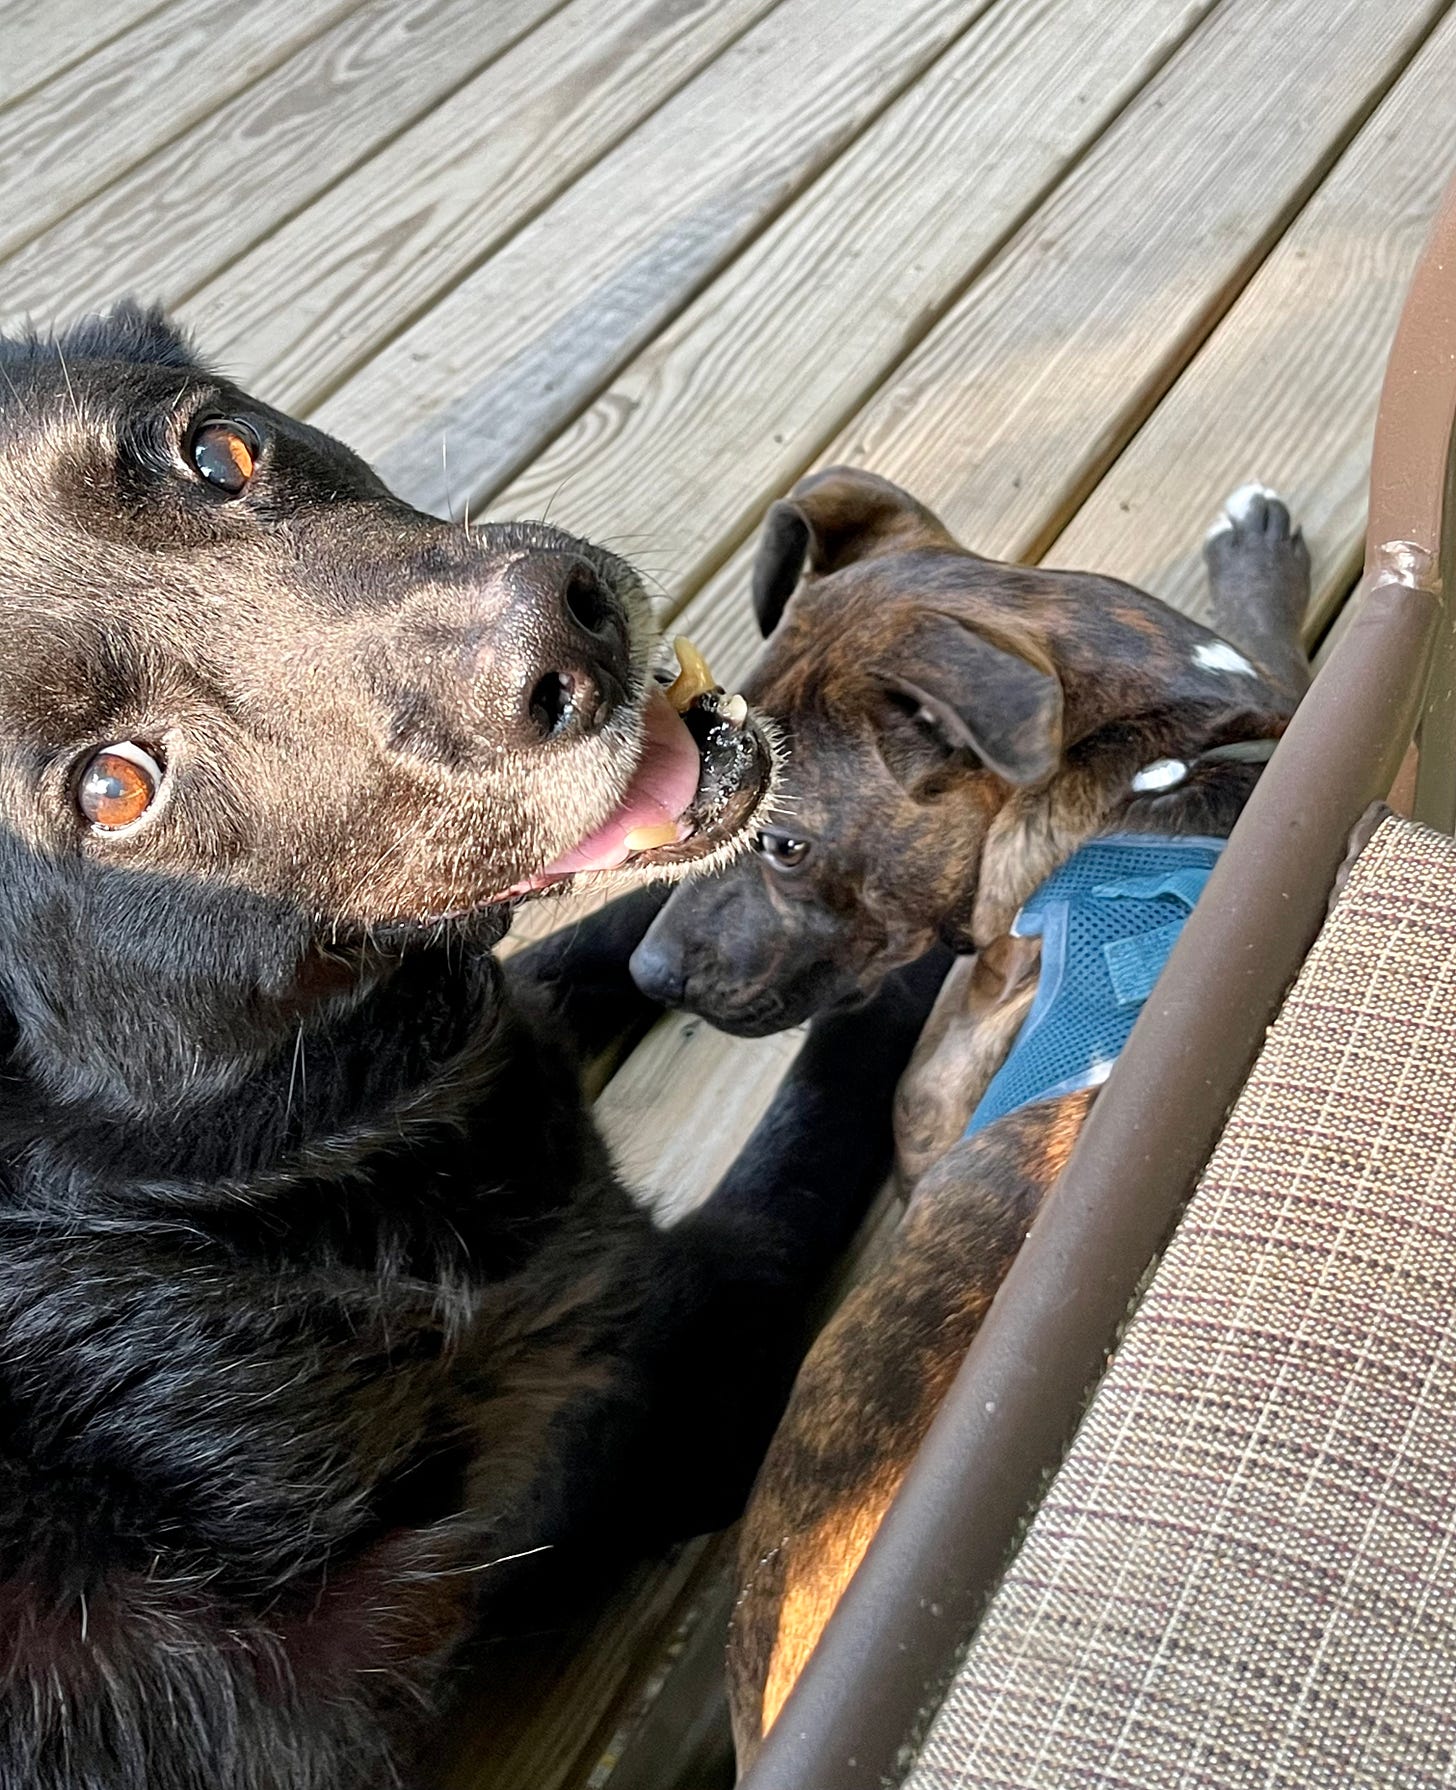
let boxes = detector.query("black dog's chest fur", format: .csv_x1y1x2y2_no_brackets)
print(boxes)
0,962,640,1597
0,923,939,1790
0,939,695,1785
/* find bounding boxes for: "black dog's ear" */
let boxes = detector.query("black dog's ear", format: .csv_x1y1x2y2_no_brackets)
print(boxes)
879,613,1063,787
752,465,956,637
52,300,207,373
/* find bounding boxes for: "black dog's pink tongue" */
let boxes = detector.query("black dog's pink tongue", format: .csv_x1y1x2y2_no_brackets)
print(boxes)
536,690,702,878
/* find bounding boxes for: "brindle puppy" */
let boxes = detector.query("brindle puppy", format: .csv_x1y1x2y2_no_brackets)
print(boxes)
0,312,947,1790
632,466,1311,1760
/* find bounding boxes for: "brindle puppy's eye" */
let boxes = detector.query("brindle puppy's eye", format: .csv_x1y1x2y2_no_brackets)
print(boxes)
78,742,164,831
191,421,256,493
757,830,812,872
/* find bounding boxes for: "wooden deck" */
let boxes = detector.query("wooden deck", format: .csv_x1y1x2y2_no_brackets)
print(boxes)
6,0,1455,1781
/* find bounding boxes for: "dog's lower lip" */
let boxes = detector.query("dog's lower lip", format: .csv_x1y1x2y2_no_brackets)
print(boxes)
495,686,775,904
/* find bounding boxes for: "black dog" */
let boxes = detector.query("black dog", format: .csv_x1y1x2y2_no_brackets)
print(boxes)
0,308,943,1789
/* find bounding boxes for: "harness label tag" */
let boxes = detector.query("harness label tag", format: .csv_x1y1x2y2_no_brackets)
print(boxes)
1104,917,1187,1006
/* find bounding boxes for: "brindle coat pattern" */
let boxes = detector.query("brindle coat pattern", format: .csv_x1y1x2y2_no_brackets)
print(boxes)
0,315,949,1790
732,1088,1095,1739
634,467,1310,1759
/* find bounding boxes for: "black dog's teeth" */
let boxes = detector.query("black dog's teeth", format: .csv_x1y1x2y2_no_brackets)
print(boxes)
683,700,759,830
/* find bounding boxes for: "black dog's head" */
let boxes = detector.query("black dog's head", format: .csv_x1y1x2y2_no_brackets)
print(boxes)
631,466,1294,1036
0,304,774,1115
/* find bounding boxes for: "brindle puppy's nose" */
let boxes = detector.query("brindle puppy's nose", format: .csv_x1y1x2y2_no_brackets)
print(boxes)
491,556,630,751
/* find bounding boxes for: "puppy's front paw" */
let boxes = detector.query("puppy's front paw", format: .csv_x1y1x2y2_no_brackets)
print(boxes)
1203,481,1311,636
1205,479,1309,558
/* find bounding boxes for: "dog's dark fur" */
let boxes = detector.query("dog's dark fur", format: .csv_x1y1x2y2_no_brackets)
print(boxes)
633,467,1311,1758
0,314,945,1789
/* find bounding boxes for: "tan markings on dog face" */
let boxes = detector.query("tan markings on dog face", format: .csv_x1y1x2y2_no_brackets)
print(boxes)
969,754,1128,944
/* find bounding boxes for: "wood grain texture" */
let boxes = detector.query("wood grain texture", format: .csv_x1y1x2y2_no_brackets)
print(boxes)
757,0,1449,569
485,0,1221,582
662,0,1451,692
314,0,990,512
1046,6,1456,644
0,0,361,271
597,1015,808,1224
183,0,781,416
0,0,168,110
0,0,567,333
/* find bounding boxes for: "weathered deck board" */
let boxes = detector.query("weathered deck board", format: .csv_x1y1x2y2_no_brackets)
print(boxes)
0,0,168,110
0,0,363,269
1047,3,1456,644
314,0,995,509
0,0,569,332
598,1016,807,1224
183,0,782,415
486,0,1221,563
586,1561,738,1790
668,0,1454,695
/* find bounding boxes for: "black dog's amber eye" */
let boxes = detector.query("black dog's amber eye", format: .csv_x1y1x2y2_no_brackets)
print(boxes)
192,422,256,493
757,830,812,871
78,743,164,831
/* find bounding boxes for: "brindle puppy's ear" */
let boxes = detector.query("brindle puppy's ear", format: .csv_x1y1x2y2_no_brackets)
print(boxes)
879,613,1063,787
752,466,956,636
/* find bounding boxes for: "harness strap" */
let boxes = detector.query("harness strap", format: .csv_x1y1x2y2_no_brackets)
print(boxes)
958,735,1277,1137
963,833,1227,1138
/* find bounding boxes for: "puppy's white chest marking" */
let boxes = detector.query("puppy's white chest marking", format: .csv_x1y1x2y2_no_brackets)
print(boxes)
1193,639,1257,678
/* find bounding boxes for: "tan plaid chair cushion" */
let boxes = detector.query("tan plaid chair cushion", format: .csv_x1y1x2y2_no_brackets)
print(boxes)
907,815,1456,1789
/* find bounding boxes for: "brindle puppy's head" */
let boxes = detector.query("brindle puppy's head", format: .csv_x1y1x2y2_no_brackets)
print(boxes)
631,466,1293,1035
0,305,774,1116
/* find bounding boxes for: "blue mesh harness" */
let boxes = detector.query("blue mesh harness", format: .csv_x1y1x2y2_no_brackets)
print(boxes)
963,832,1227,1137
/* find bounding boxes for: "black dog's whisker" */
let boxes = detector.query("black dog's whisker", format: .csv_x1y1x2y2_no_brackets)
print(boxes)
539,475,570,527
400,1542,553,1583
285,1024,307,1128
53,339,79,422
0,359,36,422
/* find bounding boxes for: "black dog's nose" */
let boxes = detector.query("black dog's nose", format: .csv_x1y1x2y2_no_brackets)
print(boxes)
629,932,689,1007
488,556,630,751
